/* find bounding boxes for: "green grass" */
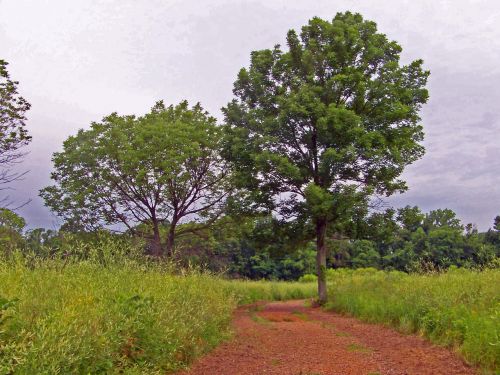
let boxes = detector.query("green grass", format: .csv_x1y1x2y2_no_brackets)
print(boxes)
221,278,317,305
250,313,270,325
346,343,372,353
0,261,316,374
324,267,500,373
3,255,497,373
291,310,309,320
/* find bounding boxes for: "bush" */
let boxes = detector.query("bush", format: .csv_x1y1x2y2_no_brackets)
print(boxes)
298,273,317,283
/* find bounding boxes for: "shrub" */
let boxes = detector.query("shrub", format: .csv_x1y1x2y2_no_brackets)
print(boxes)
298,273,318,283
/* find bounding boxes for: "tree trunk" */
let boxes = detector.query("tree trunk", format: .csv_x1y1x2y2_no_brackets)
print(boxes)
166,219,177,257
151,221,162,257
316,217,328,305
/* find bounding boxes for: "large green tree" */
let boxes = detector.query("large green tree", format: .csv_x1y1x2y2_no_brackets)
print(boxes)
0,59,31,203
223,12,429,303
40,101,229,256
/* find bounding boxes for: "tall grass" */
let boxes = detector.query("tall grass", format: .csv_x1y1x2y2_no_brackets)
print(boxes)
0,258,315,374
221,279,317,305
324,268,500,372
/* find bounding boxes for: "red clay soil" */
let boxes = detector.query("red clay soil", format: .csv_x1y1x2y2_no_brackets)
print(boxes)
178,300,478,375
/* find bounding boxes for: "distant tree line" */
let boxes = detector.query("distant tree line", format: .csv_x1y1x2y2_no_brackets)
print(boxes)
166,208,500,277
1,206,498,280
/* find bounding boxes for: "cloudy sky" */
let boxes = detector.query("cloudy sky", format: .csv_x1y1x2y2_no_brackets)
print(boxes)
0,0,499,230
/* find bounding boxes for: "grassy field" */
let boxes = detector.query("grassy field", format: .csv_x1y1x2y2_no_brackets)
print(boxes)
323,268,500,372
0,261,316,374
1,258,498,374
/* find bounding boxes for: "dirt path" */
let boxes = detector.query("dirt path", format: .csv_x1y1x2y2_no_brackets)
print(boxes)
178,300,477,375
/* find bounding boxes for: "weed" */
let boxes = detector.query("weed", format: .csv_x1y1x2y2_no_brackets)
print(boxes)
250,313,270,325
291,310,309,321
335,331,351,337
347,343,372,353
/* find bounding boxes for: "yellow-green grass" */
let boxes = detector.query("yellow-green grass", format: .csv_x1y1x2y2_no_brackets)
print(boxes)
220,278,317,305
324,268,500,373
0,261,315,374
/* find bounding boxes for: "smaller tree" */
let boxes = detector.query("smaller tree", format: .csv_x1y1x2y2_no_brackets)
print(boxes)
397,206,425,232
41,101,230,256
494,216,500,232
423,208,463,232
0,208,25,254
23,228,61,257
485,215,500,249
0,60,31,204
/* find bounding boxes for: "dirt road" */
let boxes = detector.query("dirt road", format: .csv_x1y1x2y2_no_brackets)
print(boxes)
178,300,477,375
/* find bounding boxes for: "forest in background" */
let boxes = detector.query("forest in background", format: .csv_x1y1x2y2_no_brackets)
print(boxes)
1,205,499,280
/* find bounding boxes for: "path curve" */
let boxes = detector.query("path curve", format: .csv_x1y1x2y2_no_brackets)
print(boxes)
178,300,477,375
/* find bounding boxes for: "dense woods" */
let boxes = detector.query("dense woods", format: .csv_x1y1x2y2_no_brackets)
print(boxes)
2,207,499,280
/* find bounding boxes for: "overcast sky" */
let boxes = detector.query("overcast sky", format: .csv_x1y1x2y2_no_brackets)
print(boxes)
1,0,499,230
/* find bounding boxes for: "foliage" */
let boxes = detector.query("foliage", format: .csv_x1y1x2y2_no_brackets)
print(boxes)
324,268,500,372
40,101,229,256
148,213,317,280
14,208,499,280
223,12,429,302
494,216,500,231
0,208,25,255
213,215,316,280
0,59,31,200
348,240,380,268
0,208,25,231
180,206,499,279
228,246,317,281
22,227,61,258
485,216,500,248
324,206,499,271
0,11,497,373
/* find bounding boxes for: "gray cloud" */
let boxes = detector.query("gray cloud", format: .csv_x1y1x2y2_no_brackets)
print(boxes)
0,0,499,230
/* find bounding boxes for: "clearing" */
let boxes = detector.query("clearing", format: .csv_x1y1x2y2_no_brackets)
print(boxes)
178,300,477,375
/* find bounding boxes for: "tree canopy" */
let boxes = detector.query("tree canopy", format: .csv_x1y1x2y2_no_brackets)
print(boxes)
40,101,230,256
0,207,26,254
0,59,31,203
223,12,429,302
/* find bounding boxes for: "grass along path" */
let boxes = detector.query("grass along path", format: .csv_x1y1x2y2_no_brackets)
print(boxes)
324,268,500,371
0,263,496,373
0,263,317,373
178,300,478,375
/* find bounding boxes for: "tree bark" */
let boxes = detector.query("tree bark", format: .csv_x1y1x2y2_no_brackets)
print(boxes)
166,219,177,257
151,220,163,257
316,217,328,305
